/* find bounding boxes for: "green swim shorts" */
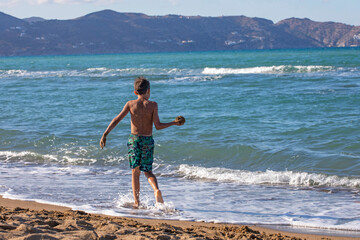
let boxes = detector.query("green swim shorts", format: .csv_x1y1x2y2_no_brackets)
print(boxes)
127,134,154,172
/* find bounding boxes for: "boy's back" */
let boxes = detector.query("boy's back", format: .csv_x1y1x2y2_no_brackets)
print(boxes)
128,99,156,136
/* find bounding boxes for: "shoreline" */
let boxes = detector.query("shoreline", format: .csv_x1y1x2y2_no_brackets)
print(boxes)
0,195,359,240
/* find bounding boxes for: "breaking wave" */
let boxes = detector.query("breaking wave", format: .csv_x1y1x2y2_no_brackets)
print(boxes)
0,68,187,79
202,65,336,74
178,164,360,189
0,150,125,165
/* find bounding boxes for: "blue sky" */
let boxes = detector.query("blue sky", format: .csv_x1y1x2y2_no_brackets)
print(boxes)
1,0,359,26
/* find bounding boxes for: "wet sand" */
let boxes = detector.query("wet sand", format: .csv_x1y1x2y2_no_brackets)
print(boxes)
0,195,357,240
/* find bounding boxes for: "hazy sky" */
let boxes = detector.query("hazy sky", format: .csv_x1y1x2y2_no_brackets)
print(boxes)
1,0,359,26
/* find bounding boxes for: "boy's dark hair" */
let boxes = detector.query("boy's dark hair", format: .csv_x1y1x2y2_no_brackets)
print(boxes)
134,77,150,95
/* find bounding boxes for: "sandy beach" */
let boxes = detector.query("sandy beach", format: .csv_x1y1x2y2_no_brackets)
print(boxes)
0,195,358,240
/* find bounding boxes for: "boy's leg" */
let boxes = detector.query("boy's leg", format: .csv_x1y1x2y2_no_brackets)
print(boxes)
144,171,164,203
132,166,141,208
128,134,142,208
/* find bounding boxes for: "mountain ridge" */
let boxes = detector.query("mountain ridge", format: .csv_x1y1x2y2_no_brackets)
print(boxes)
0,10,359,56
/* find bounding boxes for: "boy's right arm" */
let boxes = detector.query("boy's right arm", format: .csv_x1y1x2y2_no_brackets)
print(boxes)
100,102,130,149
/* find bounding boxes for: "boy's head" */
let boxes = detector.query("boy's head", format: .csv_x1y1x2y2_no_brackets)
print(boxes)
134,77,150,95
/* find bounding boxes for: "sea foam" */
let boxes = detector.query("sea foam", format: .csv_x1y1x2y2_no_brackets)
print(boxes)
0,150,98,165
178,164,360,188
202,65,335,75
0,68,185,79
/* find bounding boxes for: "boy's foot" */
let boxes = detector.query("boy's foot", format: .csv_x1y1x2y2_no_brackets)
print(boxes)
133,202,139,209
155,190,164,203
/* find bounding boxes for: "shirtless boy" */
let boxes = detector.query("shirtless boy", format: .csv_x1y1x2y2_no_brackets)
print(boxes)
100,77,182,208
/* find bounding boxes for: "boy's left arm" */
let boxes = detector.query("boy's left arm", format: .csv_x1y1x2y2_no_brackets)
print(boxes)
152,102,181,130
100,102,130,149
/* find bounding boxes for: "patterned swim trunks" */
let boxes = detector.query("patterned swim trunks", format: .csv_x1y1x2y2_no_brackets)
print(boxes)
127,134,154,172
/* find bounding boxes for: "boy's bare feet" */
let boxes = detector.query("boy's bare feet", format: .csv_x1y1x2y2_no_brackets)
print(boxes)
133,202,139,209
155,190,164,203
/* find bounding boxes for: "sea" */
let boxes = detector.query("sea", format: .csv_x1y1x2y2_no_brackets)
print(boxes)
0,48,359,236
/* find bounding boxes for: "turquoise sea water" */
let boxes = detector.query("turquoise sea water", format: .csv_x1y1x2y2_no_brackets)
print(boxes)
0,48,360,234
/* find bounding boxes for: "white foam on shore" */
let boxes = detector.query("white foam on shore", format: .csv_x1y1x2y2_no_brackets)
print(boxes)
202,65,335,75
178,164,360,188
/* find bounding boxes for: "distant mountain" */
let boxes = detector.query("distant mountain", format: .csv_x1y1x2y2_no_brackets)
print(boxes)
0,10,359,56
276,18,360,47
23,17,46,23
0,12,27,29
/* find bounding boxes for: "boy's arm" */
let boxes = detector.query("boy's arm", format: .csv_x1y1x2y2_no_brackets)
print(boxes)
100,102,130,149
153,102,180,130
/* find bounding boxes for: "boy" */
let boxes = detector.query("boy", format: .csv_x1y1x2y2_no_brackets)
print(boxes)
100,77,183,208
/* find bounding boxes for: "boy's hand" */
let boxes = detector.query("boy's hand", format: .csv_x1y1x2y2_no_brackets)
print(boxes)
100,135,106,149
175,116,186,125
